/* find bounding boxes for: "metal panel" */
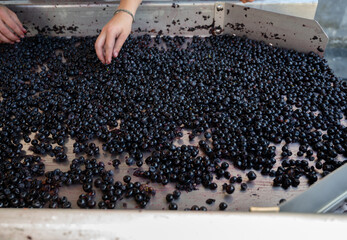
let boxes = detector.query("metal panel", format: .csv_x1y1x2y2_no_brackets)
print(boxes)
234,0,318,19
250,164,347,213
6,1,327,56
223,3,328,56
9,2,216,37
279,164,347,213
1,0,319,20
214,2,225,34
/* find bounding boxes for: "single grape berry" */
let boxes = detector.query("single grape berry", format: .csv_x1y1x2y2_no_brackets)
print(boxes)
219,202,228,210
199,206,207,211
173,190,181,199
247,171,257,181
225,184,235,194
169,202,178,210
166,194,174,202
241,183,248,191
206,198,216,205
123,175,131,183
112,159,121,168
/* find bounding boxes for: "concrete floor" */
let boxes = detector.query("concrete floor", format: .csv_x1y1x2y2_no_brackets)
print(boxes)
315,0,347,79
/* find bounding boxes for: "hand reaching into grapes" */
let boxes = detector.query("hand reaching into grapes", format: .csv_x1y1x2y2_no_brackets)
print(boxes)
95,12,133,65
95,0,142,65
0,5,26,44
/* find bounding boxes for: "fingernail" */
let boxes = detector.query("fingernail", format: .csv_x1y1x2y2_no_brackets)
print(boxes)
16,39,20,43
21,35,24,38
114,51,118,58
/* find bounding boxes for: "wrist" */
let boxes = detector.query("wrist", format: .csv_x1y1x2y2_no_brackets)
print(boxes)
117,0,142,16
114,9,135,22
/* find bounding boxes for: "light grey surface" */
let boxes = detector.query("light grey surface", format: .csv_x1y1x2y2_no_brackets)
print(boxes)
0,209,346,240
333,200,347,214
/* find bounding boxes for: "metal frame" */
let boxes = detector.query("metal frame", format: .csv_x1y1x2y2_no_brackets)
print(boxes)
4,1,327,56
250,164,347,213
0,2,345,239
280,163,347,213
0,0,319,19
0,0,334,212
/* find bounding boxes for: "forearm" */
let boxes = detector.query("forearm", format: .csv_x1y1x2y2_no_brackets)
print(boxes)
118,0,142,16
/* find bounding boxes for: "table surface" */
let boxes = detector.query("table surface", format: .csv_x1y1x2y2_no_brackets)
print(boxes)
19,128,312,211
0,0,341,211
6,42,346,212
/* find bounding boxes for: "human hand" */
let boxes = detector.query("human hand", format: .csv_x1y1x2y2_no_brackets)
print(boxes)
0,5,26,44
95,12,133,65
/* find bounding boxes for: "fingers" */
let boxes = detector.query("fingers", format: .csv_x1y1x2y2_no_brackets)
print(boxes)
8,10,26,33
95,32,107,64
0,6,25,43
113,33,128,59
3,14,25,38
104,30,117,65
95,10,133,64
95,12,132,64
113,46,118,58
96,29,128,65
0,31,14,44
0,20,20,42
